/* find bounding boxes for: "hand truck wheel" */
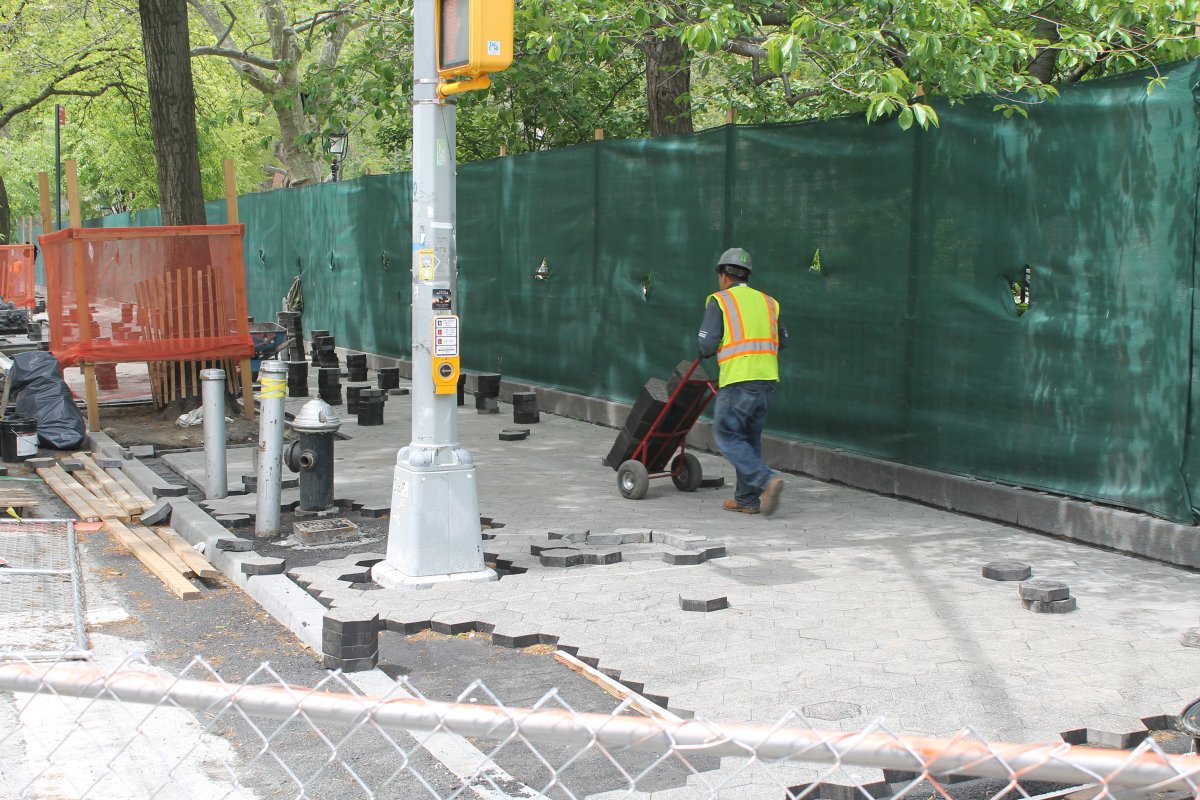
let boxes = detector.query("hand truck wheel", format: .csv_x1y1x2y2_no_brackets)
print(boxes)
617,459,649,500
670,452,703,492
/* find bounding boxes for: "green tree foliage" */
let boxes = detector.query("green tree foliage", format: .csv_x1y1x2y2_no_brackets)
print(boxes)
4,0,1200,224
528,0,1200,131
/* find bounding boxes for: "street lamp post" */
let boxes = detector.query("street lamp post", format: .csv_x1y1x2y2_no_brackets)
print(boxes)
329,128,348,182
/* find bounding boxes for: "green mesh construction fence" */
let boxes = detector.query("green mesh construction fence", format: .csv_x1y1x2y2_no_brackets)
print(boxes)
72,59,1200,523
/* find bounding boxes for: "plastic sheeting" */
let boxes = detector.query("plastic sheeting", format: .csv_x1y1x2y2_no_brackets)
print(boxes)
0,244,36,308
8,351,86,450
83,60,1200,523
38,225,254,368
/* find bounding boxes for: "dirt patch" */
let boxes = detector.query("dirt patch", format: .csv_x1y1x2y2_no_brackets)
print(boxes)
96,403,265,451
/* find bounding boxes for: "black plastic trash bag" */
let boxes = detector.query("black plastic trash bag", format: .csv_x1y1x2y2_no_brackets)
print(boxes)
7,351,87,449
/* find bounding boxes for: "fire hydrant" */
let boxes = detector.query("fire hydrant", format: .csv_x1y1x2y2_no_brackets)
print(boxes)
285,398,342,514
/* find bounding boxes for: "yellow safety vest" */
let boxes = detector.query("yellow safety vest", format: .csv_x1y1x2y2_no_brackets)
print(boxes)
707,284,780,387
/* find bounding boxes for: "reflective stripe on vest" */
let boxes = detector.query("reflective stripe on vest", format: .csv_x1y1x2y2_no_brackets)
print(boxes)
708,285,780,386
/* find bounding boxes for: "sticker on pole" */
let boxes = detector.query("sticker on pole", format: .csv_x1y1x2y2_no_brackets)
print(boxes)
434,315,459,357
418,249,436,281
432,288,452,311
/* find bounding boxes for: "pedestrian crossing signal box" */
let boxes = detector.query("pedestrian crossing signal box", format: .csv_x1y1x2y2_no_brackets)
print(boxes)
437,0,513,97
433,315,460,395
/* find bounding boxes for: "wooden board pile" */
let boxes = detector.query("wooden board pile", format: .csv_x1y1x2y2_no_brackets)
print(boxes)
36,453,218,600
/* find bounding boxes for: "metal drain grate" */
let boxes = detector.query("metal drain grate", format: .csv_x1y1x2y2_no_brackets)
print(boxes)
0,519,89,660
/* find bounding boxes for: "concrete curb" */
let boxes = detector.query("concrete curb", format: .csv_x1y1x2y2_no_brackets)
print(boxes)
345,363,1200,570
87,430,326,654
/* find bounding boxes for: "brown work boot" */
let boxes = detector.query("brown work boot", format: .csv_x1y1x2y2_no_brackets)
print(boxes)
723,499,759,514
759,477,784,517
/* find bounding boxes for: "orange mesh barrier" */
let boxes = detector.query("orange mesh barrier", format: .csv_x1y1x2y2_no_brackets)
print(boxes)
0,244,37,308
38,225,254,369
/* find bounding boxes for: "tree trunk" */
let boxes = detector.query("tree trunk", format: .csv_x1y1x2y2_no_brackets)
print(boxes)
0,175,9,245
1027,13,1061,84
645,36,693,137
139,0,231,414
138,0,206,226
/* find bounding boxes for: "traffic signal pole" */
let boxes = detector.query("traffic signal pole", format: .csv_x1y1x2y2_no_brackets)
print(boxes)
373,0,496,587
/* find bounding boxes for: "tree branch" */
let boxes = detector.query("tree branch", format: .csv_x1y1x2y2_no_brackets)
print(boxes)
0,59,108,130
190,45,282,72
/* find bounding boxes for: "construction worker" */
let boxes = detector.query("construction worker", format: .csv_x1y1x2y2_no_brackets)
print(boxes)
698,247,787,516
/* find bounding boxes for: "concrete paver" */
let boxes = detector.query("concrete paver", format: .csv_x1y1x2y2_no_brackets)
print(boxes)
161,378,1200,793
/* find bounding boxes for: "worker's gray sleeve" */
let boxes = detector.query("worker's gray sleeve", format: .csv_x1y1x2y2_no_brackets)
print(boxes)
778,319,788,352
698,299,723,358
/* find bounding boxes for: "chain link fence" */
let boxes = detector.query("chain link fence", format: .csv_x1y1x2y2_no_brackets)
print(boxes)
1,653,1197,800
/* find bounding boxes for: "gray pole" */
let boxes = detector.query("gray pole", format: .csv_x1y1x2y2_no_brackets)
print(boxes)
200,368,228,500
374,0,495,587
254,360,289,538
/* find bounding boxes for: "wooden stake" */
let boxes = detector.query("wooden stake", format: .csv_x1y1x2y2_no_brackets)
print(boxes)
727,109,736,124
224,158,255,419
37,173,52,234
64,160,100,432
594,128,604,140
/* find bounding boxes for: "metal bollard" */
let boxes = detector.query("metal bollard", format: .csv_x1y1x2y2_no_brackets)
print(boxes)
200,368,227,500
285,399,342,513
254,360,289,537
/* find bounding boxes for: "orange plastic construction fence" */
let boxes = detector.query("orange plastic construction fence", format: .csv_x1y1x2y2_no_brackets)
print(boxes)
0,244,37,309
38,225,253,369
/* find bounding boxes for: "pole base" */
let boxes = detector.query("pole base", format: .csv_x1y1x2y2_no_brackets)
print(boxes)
372,560,497,588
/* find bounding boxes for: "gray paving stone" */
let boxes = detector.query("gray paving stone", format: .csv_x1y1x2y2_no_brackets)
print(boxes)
982,560,1032,581
1022,597,1077,614
547,529,589,543
140,500,172,527
152,484,188,498
1018,579,1070,602
214,537,253,552
163,389,1200,786
1181,628,1200,648
679,596,729,613
240,556,287,577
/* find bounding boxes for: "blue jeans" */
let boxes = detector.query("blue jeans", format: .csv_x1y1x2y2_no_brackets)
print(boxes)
712,381,776,508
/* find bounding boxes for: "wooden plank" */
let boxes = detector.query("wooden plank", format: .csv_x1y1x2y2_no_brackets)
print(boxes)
154,525,220,579
224,159,238,224
103,520,201,600
55,225,242,242
73,452,144,517
127,523,194,577
135,281,163,407
37,173,52,234
226,164,260,424
65,161,101,433
553,650,681,722
104,467,156,513
156,273,174,403
0,488,39,507
36,467,101,522
186,266,198,397
69,469,130,522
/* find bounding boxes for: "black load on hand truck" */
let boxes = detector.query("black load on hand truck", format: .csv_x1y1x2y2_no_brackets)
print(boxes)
603,358,717,499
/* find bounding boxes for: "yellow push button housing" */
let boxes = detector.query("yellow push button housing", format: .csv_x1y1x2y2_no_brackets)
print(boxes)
432,315,460,394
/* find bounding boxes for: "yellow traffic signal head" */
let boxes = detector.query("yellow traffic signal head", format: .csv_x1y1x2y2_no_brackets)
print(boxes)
437,0,514,80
